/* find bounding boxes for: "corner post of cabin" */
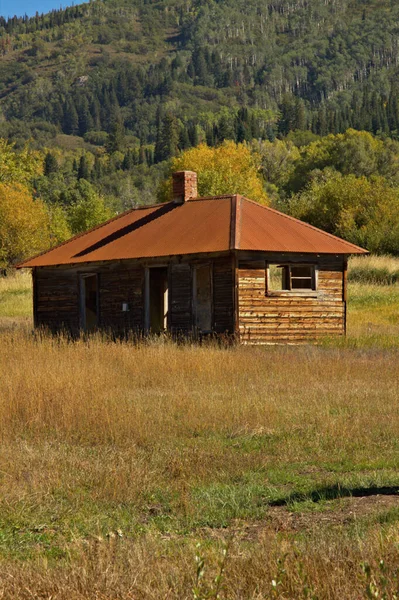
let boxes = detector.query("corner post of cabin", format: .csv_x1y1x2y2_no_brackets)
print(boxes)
144,266,150,333
32,267,38,329
343,257,348,335
232,251,239,339
191,263,197,338
167,262,172,333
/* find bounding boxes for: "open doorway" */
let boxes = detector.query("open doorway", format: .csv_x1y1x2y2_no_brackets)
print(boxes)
80,273,98,332
148,267,168,333
194,264,212,333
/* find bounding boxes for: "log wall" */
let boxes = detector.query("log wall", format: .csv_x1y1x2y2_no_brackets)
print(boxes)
99,268,144,335
33,255,235,337
238,255,346,344
35,268,79,335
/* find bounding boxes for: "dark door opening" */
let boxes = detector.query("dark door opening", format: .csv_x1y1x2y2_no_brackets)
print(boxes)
80,274,98,332
149,267,168,333
194,265,212,333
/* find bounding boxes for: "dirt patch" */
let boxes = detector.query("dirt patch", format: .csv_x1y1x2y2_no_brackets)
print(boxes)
266,494,399,533
199,494,399,542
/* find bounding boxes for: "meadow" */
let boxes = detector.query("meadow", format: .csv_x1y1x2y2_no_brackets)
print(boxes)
0,257,398,598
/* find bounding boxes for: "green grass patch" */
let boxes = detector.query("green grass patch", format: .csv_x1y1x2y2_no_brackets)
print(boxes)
0,272,32,318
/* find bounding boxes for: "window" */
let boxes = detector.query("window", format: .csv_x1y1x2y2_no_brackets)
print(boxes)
267,264,317,294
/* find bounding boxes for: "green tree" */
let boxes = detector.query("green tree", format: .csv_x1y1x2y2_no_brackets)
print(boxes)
106,119,125,153
66,180,113,234
290,170,399,254
63,100,79,136
252,139,300,190
43,152,58,176
46,203,71,246
154,113,179,163
77,154,90,180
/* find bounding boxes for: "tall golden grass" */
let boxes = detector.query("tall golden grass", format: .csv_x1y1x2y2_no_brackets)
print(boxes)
0,330,399,597
1,524,399,599
0,259,399,597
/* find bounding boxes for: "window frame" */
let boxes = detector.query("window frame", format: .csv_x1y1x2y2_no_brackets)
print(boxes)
266,262,318,297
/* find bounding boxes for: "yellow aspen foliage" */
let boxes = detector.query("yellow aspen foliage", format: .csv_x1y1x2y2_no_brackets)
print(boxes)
163,141,269,204
0,183,50,269
0,139,43,187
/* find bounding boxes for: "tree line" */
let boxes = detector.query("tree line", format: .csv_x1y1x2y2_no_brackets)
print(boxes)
2,128,399,270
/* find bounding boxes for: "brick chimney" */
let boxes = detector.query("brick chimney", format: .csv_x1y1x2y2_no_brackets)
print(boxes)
172,171,197,204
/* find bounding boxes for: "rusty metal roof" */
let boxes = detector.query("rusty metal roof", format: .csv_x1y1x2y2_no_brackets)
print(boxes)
18,195,367,268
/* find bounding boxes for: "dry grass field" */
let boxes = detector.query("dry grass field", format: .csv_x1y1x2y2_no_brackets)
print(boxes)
0,257,399,598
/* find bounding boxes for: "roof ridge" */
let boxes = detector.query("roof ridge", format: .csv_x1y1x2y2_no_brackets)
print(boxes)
233,194,242,250
189,194,234,201
240,196,367,253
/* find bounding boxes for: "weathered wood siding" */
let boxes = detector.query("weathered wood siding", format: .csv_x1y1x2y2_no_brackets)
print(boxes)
34,268,79,334
99,268,144,334
169,257,234,335
169,263,192,333
213,257,234,334
238,256,345,344
33,255,233,338
34,264,144,336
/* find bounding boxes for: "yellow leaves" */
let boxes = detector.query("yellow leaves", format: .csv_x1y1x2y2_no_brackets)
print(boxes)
0,183,50,268
0,139,43,187
169,141,269,205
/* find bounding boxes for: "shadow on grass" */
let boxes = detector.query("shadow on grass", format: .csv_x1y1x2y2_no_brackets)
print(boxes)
270,485,399,507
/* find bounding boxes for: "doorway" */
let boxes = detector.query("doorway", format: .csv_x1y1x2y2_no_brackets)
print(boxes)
194,264,212,333
148,267,168,333
80,273,98,332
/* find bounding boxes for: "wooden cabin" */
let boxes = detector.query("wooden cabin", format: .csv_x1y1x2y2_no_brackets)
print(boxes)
18,171,367,344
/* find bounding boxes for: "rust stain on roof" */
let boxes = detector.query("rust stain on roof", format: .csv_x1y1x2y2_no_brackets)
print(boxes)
19,195,367,268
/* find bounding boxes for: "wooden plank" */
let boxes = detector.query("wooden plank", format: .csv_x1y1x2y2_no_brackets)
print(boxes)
170,263,192,333
237,256,345,344
213,258,234,333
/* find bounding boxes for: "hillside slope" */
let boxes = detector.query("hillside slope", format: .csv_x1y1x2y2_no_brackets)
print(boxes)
0,0,399,149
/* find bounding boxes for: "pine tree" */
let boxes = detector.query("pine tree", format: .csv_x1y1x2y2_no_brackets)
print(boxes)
278,95,297,135
78,96,93,136
77,154,90,180
154,113,179,163
188,124,199,147
63,99,79,135
193,48,208,86
43,152,58,176
106,117,125,153
91,155,103,180
90,97,101,131
205,125,214,147
217,115,235,142
179,126,191,151
122,149,134,170
266,122,276,142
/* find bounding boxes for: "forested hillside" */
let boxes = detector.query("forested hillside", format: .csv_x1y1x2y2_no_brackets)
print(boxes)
1,0,399,151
